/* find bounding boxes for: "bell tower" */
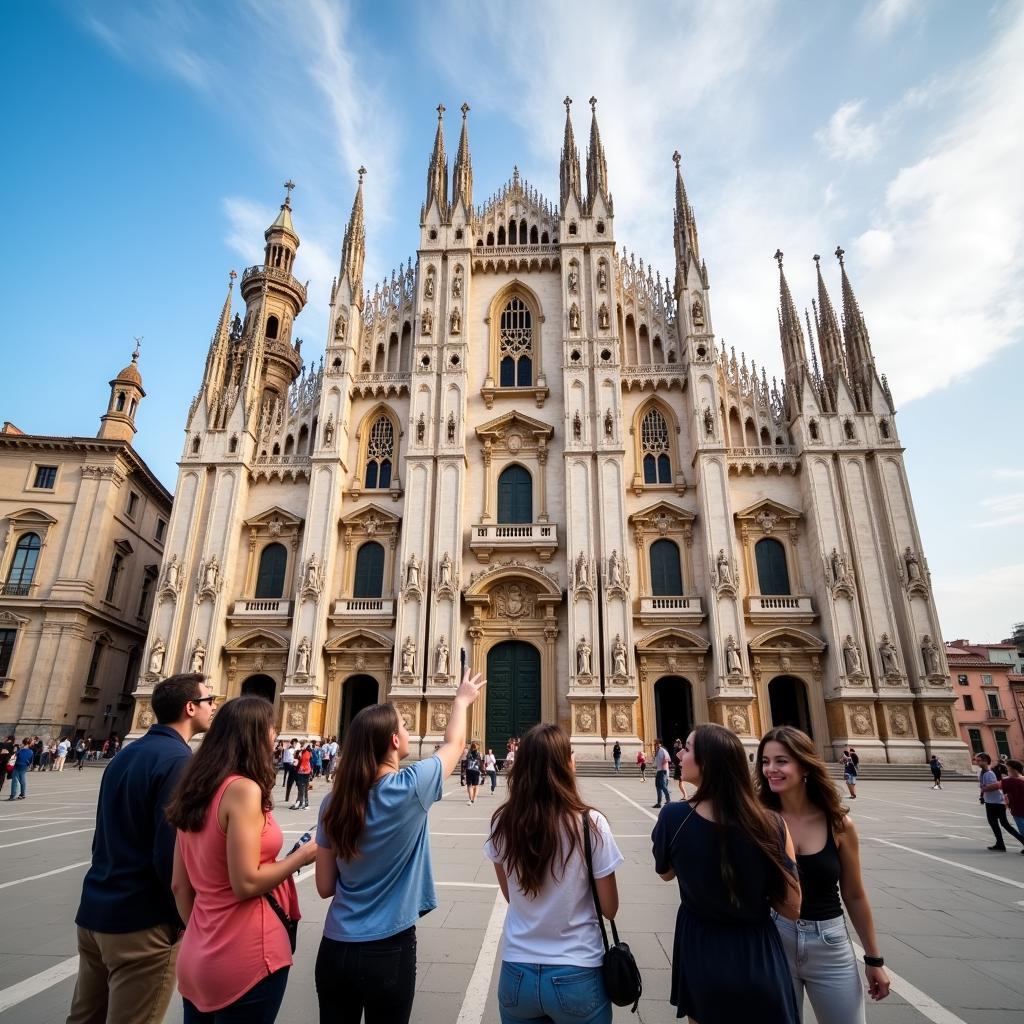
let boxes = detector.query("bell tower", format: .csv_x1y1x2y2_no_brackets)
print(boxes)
97,340,145,443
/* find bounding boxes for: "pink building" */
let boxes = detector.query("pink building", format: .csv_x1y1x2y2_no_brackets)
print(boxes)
946,641,1024,760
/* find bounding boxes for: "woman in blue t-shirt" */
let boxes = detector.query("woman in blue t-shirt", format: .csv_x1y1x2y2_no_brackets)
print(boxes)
314,668,484,1023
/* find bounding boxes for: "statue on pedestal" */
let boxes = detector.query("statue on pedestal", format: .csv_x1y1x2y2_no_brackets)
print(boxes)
576,637,592,676
612,634,627,677
401,636,416,675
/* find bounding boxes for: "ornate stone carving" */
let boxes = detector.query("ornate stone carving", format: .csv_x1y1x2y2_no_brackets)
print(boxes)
416,413,426,443
450,306,461,334
421,308,433,335
611,634,628,678
435,637,449,675
196,554,221,603
691,297,705,327
703,405,714,436
446,412,456,444
603,409,613,437
902,546,929,596
492,583,537,620
598,303,610,330
576,636,592,676
405,553,421,591
726,704,749,735
889,707,912,736
451,266,463,298
396,700,418,732
334,314,347,339
435,551,458,600
842,635,865,680
724,635,743,676
921,634,941,677
424,270,435,299
574,551,591,590
147,637,166,677
597,265,607,290
574,702,598,735
285,703,306,730
567,265,579,292
467,559,560,590
430,702,450,732
569,303,580,331
824,547,855,598
299,553,325,603
572,411,582,440
606,550,629,595
190,639,206,674
754,510,779,534
401,636,416,675
878,634,901,679
609,703,633,734
137,700,155,729
323,414,334,445
295,636,311,676
849,704,874,736
930,708,954,736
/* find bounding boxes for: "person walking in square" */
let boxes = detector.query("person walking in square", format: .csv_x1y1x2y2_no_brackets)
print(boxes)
486,724,623,1024
637,746,647,781
464,742,483,805
652,739,672,808
168,695,316,1022
653,724,801,1024
76,737,89,770
66,674,215,1024
8,738,33,800
484,748,498,794
929,755,943,790
841,749,857,799
758,726,890,1022
281,738,297,799
997,759,1024,840
291,743,312,810
976,753,1024,852
1,734,16,796
314,668,485,1024
55,736,71,771
612,740,622,774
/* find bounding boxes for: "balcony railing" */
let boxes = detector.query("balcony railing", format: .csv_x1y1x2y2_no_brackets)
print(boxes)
230,599,292,618
470,522,558,562
636,595,705,626
745,594,816,624
727,446,800,476
985,708,1008,720
330,597,396,625
1,582,34,597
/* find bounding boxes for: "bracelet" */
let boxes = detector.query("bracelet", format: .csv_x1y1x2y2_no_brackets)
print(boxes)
863,954,885,968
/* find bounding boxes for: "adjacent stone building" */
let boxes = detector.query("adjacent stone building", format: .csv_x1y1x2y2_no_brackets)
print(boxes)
0,349,171,742
947,641,1024,760
129,100,969,766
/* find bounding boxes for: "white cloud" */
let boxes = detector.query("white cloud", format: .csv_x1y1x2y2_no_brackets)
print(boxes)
862,0,925,39
992,468,1024,481
974,493,1024,529
815,100,881,162
932,562,1024,641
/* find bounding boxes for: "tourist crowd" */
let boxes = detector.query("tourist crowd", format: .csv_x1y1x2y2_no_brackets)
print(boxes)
61,669,1024,1023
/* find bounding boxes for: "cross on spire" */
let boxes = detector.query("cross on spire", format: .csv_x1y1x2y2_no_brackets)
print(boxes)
589,95,597,112
564,95,572,112
229,269,237,285
283,179,295,206
774,248,784,268
436,103,445,119
835,245,845,265
672,150,682,168
461,102,469,117
358,165,366,183
132,336,143,360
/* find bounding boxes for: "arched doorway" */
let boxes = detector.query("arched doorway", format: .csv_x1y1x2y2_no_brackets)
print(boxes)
654,676,694,746
339,675,379,737
486,641,541,757
241,674,277,703
768,675,813,737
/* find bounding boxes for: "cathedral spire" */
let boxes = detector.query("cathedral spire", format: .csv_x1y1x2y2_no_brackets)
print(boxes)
774,249,808,416
451,102,473,215
835,245,876,409
813,254,847,407
585,96,610,212
263,179,300,273
203,270,236,390
424,103,448,221
339,167,367,304
559,96,582,210
672,150,701,290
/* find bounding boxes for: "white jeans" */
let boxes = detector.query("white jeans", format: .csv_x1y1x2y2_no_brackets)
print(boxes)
772,912,865,1024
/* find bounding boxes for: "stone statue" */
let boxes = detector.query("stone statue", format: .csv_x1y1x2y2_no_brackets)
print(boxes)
305,553,321,590
575,552,589,589
598,303,610,330
691,297,705,327
323,415,334,445
725,635,742,674
452,271,462,298
904,546,921,582
703,406,714,435
576,637,592,676
612,634,628,677
439,551,453,587
716,549,732,586
424,273,434,299
416,413,425,443
604,409,613,437
190,639,206,674
164,554,179,589
921,634,940,675
608,550,624,588
296,636,311,675
148,638,165,675
829,548,843,584
569,304,580,331
401,636,416,674
879,634,900,675
435,637,449,675
421,308,432,335
203,555,219,591
568,266,578,292
406,553,421,590
843,635,862,675
446,411,456,443
450,306,461,334
572,411,582,440
597,265,607,289
334,315,346,340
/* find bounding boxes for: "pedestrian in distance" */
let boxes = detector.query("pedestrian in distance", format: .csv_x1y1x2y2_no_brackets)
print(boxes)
8,738,34,800
291,743,312,810
503,743,516,782
1,734,16,796
281,738,298,800
312,740,323,779
652,738,672,808
841,749,858,799
486,723,623,1024
464,742,483,805
653,724,802,1024
168,695,316,1022
976,753,1024,852
998,759,1024,841
929,754,943,790
673,737,685,797
484,748,498,794
314,668,485,1024
76,737,89,770
612,740,622,774
758,726,891,1022
637,746,647,781
66,674,215,1024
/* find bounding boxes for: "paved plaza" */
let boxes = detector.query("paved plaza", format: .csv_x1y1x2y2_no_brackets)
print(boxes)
0,765,1022,1023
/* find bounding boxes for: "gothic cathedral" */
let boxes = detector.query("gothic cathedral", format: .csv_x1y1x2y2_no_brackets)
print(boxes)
130,99,968,767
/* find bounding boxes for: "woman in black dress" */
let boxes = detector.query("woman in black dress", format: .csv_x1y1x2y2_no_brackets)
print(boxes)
652,723,801,1023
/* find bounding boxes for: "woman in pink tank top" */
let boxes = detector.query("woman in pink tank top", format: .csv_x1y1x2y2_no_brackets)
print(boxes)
167,696,318,1022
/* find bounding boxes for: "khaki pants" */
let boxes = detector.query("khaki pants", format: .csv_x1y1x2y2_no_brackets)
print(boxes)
67,924,180,1024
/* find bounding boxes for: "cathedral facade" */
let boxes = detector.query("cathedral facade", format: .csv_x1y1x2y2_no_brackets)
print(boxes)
130,99,969,767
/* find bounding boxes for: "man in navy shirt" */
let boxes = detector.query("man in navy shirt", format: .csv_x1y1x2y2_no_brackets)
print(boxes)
67,673,215,1024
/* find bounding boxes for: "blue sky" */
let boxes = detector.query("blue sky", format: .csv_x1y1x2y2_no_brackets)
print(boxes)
3,0,1021,640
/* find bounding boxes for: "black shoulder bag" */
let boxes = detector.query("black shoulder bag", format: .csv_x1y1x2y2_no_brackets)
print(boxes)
264,892,297,953
583,814,642,1012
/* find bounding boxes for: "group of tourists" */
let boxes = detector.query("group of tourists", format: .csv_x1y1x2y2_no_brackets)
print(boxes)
275,736,339,810
2,733,115,798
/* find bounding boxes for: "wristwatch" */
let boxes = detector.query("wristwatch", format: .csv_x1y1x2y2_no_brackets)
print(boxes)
862,954,885,967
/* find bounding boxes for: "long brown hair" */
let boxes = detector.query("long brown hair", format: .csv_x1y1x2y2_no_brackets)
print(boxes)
688,723,794,908
489,723,596,897
320,703,399,861
166,696,276,832
755,726,849,833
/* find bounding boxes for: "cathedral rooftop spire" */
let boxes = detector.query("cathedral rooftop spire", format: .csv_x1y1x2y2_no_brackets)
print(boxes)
586,96,610,212
267,180,298,239
559,96,582,210
672,150,701,291
835,245,876,408
339,167,366,301
812,254,847,405
774,249,808,415
424,103,449,221
452,102,473,214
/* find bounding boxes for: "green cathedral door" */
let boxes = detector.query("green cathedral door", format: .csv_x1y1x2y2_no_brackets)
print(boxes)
486,641,541,757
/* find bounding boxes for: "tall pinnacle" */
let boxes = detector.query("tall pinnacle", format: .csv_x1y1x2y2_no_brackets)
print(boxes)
774,250,808,413
585,96,610,211
203,270,236,390
672,150,701,287
559,96,582,210
835,245,876,407
424,103,448,220
672,150,690,225
812,254,847,399
452,102,473,213
339,167,366,300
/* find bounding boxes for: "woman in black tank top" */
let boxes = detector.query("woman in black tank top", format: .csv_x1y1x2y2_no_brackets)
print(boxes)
756,727,891,1024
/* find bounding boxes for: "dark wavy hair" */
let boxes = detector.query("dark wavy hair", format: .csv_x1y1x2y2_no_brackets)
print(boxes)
489,723,599,898
165,696,276,832
320,703,399,861
755,726,849,833
688,723,794,908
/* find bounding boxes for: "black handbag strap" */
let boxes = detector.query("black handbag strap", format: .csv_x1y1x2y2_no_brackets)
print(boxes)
583,813,621,950
264,891,294,930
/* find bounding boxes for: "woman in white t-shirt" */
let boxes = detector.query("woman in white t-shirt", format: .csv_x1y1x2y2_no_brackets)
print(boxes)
483,749,498,794
485,724,623,1024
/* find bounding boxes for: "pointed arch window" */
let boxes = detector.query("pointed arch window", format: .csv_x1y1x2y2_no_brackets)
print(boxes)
755,538,790,595
498,297,533,387
6,533,41,593
497,465,532,524
650,539,683,595
364,415,395,489
255,543,287,599
353,541,385,598
641,408,672,484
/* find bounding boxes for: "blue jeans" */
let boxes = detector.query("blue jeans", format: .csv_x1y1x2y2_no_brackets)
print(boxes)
498,963,611,1024
183,966,289,1022
9,766,27,798
773,912,864,1024
613,756,621,774
654,769,671,806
